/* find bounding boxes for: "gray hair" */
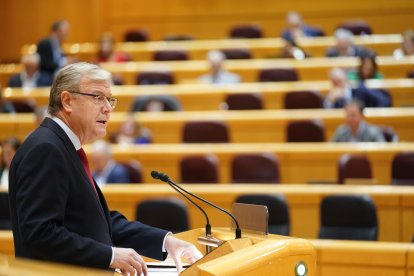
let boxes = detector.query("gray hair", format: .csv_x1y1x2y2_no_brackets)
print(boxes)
334,28,354,43
207,50,225,62
21,53,40,65
48,62,112,116
91,139,112,156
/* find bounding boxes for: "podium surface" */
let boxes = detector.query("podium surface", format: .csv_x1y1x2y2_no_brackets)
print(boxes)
174,228,316,276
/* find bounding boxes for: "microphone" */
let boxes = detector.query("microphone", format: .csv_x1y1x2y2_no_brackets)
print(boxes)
151,170,242,240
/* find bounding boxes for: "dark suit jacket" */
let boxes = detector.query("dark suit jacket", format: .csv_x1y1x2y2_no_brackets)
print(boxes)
8,72,53,87
37,37,61,74
93,163,131,184
9,118,168,269
325,45,375,58
333,87,390,108
281,25,324,41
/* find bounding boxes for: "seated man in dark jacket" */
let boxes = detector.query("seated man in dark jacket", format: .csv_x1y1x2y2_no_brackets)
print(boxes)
324,68,390,108
8,53,53,89
326,28,375,58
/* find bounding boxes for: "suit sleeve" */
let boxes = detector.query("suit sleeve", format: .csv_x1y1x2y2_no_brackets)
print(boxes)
110,211,169,261
14,143,113,269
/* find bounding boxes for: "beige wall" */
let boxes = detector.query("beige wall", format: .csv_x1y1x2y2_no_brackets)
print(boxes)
1,0,414,62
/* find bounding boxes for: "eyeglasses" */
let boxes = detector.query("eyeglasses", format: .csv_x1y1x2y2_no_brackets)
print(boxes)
70,91,117,108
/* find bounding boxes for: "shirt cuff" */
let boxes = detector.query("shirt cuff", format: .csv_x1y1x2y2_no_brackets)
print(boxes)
162,232,173,252
110,247,115,265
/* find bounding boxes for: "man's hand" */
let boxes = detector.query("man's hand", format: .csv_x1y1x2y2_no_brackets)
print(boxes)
165,235,203,273
110,247,148,276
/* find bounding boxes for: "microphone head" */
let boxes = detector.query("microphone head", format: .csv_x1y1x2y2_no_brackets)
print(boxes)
151,171,170,182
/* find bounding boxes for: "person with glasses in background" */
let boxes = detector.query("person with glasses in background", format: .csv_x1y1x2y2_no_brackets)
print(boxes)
8,62,202,275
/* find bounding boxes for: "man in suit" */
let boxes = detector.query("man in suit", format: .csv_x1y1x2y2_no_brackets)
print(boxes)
281,12,324,41
331,100,385,142
90,139,131,185
37,20,71,74
8,53,53,89
324,68,390,108
326,28,375,58
9,62,202,275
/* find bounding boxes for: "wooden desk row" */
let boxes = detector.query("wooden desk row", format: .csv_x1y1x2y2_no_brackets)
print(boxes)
2,108,413,143
3,79,414,112
99,56,414,84
1,56,413,86
21,34,402,61
86,142,414,185
101,184,414,243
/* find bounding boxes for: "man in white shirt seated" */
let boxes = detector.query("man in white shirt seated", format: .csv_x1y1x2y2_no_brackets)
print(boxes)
199,50,241,84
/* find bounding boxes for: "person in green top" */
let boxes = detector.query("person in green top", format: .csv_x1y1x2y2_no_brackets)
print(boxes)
347,55,384,81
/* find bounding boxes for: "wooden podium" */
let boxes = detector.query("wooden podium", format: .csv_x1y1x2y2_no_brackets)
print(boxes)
175,227,316,275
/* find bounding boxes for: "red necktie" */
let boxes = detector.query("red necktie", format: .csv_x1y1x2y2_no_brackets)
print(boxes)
77,148,98,196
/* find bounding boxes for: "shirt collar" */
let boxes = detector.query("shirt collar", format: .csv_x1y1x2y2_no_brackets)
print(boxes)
51,116,81,150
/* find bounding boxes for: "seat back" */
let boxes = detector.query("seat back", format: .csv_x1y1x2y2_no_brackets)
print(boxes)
286,120,325,142
378,125,398,142
284,90,323,109
0,192,11,230
136,71,174,85
182,121,229,143
136,197,189,233
258,68,299,82
229,24,263,38
124,29,149,42
231,153,280,183
319,195,378,241
407,71,414,78
336,20,373,35
131,95,182,112
153,50,189,61
225,93,263,110
122,161,143,183
180,155,219,183
235,194,289,235
392,152,414,185
337,154,372,184
221,49,252,59
11,100,35,113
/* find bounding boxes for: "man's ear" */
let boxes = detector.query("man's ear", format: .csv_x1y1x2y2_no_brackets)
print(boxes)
60,91,73,112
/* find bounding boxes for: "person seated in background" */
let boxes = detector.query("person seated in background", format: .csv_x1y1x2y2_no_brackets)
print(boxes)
393,29,414,59
324,68,390,108
281,11,324,41
90,140,131,186
111,116,152,144
274,38,310,59
0,137,21,190
331,100,385,142
0,87,16,114
347,55,383,81
37,20,74,74
8,53,53,90
95,32,131,63
326,28,375,58
199,50,241,84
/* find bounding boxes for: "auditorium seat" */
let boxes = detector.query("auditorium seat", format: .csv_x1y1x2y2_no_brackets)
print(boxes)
221,49,252,60
131,95,182,111
163,34,194,41
182,121,229,143
11,100,35,113
258,68,299,82
124,29,149,42
153,50,189,61
378,125,399,142
391,152,414,185
286,120,325,142
136,197,189,233
319,195,378,241
336,20,373,35
122,161,143,183
283,90,323,109
229,24,263,38
407,71,414,78
235,194,289,235
136,71,174,85
225,93,263,110
231,153,280,183
180,155,219,183
337,154,372,184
